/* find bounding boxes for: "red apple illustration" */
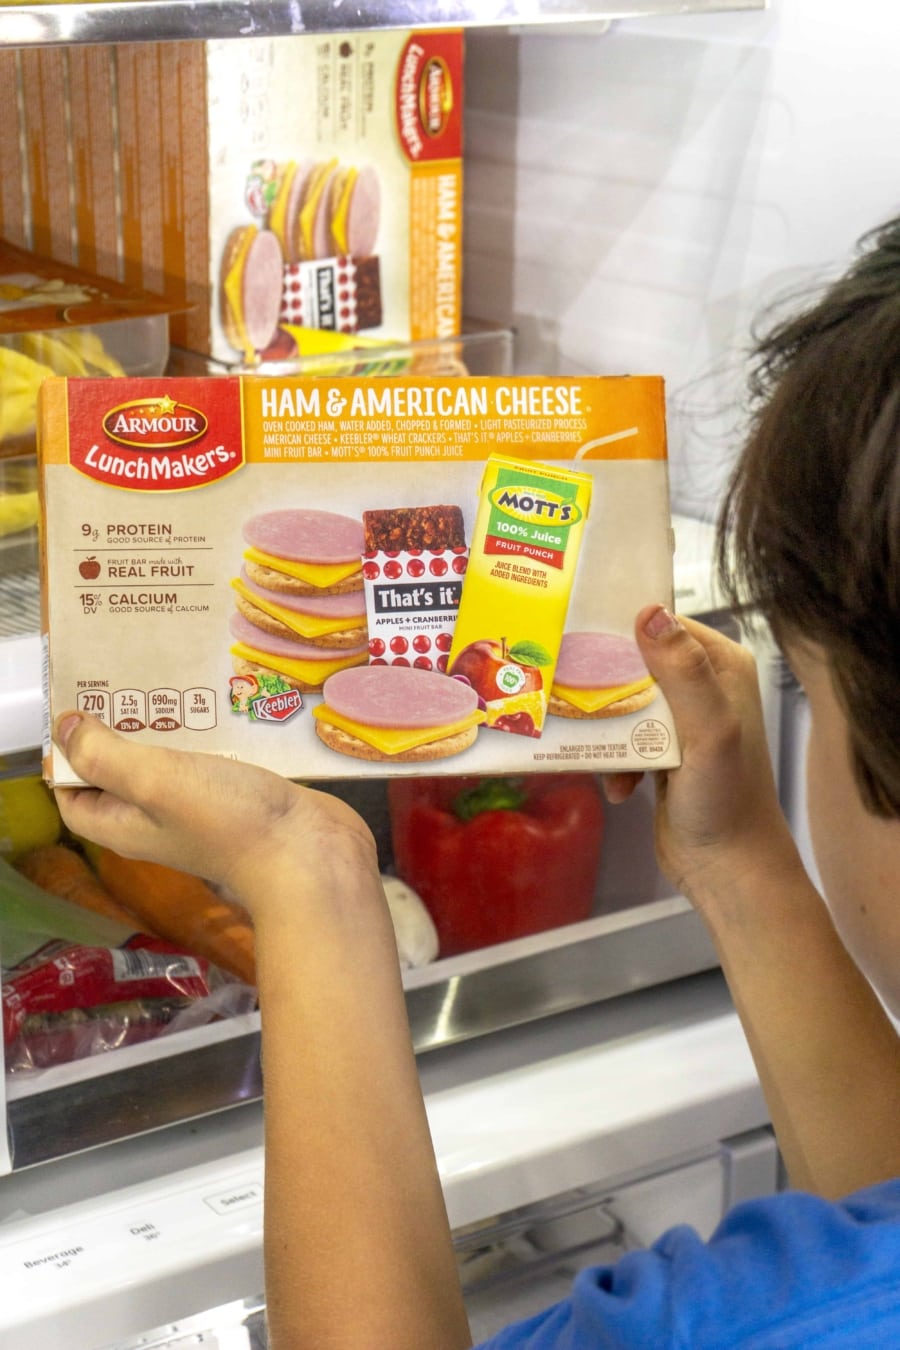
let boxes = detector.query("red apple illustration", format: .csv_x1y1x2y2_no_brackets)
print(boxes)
493,710,539,738
79,557,101,580
448,637,549,703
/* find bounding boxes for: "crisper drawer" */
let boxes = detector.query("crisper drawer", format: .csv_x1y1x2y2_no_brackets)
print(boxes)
2,615,777,1169
330,749,722,1052
2,804,718,1171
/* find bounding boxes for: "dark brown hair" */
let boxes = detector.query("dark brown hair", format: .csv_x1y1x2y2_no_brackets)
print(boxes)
717,218,900,817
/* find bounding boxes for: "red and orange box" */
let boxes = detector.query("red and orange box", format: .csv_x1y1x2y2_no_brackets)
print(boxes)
38,374,679,786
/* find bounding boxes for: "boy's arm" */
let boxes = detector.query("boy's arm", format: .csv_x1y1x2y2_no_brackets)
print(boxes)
54,714,472,1350
248,847,472,1350
697,853,900,1199
614,609,900,1200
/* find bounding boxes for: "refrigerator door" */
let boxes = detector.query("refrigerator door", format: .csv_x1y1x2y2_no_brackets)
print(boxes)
75,1127,778,1348
0,971,769,1350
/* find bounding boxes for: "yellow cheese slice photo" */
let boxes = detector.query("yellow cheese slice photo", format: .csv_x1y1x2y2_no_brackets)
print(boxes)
231,640,366,686
243,545,362,590
551,674,655,714
222,227,258,362
312,705,485,756
231,576,362,640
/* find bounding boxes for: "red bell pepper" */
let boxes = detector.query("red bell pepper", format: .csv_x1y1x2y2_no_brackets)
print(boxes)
387,774,604,956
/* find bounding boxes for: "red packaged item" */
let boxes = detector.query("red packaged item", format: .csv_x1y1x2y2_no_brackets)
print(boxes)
388,773,604,956
2,934,255,1072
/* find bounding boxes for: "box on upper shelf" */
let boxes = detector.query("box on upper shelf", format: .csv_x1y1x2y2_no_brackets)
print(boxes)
1,30,464,369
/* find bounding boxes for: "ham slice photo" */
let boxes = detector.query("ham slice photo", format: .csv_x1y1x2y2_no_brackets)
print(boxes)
313,665,486,763
548,631,657,720
218,225,283,362
241,508,366,596
231,567,367,650
326,163,380,257
229,508,369,695
228,613,367,695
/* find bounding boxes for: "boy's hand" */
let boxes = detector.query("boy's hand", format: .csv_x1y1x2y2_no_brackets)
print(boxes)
52,712,378,913
605,606,802,914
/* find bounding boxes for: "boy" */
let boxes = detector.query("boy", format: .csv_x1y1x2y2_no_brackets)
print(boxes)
53,218,900,1347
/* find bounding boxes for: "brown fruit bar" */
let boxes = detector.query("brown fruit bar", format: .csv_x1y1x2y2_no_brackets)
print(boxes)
363,504,466,553
354,255,383,331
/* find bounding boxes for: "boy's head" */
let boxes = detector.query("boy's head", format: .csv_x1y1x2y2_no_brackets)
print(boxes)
718,217,900,819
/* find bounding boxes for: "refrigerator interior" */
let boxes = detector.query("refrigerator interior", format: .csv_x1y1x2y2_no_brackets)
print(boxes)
1,552,769,1175
6,0,897,1138
463,1,900,518
4,0,900,1343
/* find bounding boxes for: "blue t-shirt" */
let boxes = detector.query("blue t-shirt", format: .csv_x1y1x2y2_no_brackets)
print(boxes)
475,1181,900,1349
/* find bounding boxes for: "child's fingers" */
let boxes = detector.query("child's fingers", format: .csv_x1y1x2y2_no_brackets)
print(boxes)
56,711,140,796
601,771,644,804
633,606,744,749
53,711,195,828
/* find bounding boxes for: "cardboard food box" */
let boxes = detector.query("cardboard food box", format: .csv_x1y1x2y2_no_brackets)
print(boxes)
39,374,680,786
190,30,464,363
1,32,464,366
100,34,464,364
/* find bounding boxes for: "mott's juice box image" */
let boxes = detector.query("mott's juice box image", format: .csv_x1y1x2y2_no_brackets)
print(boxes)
447,456,592,738
37,374,680,786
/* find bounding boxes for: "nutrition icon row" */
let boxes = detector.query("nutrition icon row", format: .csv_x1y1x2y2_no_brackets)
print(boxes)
75,686,217,733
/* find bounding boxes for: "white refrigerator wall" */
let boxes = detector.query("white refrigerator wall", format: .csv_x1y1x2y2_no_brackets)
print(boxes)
463,1,900,518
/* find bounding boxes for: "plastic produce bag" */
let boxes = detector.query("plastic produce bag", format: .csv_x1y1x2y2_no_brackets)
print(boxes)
0,856,257,1073
0,854,133,967
3,933,257,1073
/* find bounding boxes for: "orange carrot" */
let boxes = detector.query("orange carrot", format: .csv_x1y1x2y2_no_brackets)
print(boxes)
82,843,257,986
15,843,142,927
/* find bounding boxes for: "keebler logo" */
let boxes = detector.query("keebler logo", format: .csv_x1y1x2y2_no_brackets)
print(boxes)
102,396,209,449
68,385,245,492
